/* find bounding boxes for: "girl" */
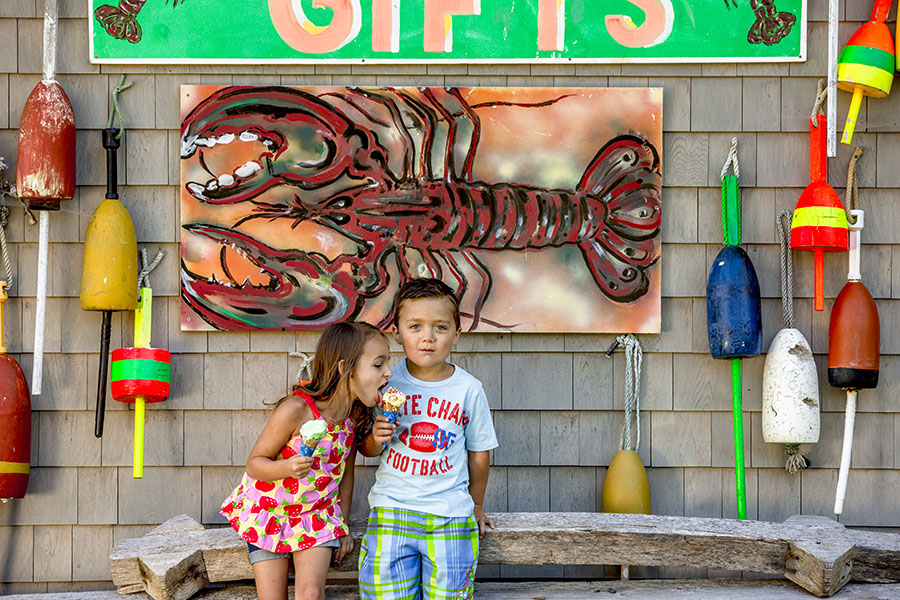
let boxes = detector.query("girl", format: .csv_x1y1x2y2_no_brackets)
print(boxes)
221,322,394,600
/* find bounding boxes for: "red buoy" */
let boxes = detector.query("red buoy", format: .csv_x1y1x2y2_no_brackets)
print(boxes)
791,115,849,311
15,80,76,210
0,285,31,500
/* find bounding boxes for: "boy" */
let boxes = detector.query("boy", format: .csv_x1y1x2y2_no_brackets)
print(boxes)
359,278,498,600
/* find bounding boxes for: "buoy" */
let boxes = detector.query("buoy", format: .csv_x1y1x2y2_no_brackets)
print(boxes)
81,121,138,438
0,282,31,500
762,211,819,474
111,256,170,479
601,335,651,515
706,138,759,520
16,0,76,397
837,0,894,145
791,113,848,312
831,148,879,516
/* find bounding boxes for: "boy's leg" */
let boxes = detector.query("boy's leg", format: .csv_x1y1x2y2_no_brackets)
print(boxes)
291,544,334,600
358,507,425,600
420,513,479,600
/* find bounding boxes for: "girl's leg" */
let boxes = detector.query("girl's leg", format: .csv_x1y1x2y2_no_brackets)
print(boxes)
292,546,333,600
252,556,290,600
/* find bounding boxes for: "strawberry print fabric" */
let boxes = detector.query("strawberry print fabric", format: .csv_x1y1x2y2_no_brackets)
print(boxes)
221,393,354,553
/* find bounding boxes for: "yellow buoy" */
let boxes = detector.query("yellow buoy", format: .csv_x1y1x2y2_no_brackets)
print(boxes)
601,450,651,514
80,197,137,311
601,334,651,515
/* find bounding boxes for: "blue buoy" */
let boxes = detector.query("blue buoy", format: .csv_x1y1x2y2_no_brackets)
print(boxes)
707,245,762,359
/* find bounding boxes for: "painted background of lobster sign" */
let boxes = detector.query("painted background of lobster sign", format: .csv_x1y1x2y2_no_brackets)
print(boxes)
179,86,663,333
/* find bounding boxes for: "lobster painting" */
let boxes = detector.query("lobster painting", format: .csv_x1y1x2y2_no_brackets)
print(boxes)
179,86,662,333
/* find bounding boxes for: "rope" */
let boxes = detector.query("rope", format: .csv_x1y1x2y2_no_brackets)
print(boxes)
776,210,794,329
785,443,809,474
0,158,13,291
721,137,741,246
137,248,165,289
810,78,827,127
720,136,740,180
0,207,11,292
845,147,863,224
107,74,134,139
290,352,314,384
610,334,643,453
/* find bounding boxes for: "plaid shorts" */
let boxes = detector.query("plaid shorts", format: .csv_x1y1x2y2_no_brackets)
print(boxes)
358,507,479,600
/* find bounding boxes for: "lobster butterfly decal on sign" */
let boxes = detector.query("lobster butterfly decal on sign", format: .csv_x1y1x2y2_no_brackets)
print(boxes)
179,86,663,333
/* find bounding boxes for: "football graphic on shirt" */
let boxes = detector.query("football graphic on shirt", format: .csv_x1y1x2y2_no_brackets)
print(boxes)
398,421,439,453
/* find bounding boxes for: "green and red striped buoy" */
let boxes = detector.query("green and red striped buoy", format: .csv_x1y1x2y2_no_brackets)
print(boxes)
111,346,170,403
110,287,170,478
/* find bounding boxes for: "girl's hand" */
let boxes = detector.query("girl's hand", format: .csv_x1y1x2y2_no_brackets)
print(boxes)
473,505,495,538
333,534,354,565
371,415,397,446
283,455,314,479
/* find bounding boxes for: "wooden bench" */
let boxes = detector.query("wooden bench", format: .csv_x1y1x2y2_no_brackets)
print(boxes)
109,513,900,600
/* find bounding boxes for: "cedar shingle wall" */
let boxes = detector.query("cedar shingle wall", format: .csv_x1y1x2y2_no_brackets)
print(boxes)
2,0,899,592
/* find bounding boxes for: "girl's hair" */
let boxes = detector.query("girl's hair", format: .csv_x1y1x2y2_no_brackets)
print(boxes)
277,321,385,443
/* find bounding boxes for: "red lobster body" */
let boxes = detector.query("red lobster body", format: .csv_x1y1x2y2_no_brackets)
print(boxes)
179,86,661,330
303,135,660,306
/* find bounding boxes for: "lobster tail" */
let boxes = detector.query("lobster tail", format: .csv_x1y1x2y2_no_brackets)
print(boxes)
577,135,661,302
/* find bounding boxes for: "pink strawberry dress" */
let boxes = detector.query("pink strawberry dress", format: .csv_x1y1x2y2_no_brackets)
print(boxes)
220,391,354,553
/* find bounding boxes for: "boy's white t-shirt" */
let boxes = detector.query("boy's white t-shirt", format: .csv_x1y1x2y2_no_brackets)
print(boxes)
367,359,498,517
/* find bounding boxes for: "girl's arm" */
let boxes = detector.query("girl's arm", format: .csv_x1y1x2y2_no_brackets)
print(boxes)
358,415,397,457
467,450,495,538
246,399,312,481
334,447,356,563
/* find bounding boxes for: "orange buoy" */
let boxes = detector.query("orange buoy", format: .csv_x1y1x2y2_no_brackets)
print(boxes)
0,283,31,500
791,115,848,311
837,0,895,145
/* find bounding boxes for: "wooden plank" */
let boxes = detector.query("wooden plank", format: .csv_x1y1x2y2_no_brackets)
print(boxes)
8,580,900,600
110,513,900,598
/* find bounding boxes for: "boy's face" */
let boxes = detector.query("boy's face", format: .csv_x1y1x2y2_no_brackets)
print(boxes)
393,296,461,380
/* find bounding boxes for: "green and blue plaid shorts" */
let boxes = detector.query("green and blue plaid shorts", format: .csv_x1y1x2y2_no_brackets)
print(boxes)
358,507,479,600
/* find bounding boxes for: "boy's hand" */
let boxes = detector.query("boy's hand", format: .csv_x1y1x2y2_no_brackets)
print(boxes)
283,455,314,479
372,414,398,447
473,505,494,538
334,534,354,564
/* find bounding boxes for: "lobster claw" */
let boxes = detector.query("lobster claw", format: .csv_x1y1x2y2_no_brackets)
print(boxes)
181,223,359,330
180,87,384,205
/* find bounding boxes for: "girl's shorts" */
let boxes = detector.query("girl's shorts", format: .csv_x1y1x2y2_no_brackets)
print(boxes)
247,537,340,564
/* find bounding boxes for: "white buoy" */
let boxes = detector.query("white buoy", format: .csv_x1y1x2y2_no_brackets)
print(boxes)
762,328,820,445
761,211,819,473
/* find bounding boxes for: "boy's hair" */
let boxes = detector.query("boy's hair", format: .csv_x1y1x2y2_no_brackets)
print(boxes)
287,321,384,441
393,278,461,330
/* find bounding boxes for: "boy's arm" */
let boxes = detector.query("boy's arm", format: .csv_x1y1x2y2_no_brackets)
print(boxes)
467,450,494,538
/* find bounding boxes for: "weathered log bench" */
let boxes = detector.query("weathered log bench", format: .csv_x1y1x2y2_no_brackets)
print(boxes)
109,513,900,600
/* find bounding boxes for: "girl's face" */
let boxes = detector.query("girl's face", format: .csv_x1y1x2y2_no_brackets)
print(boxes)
349,335,392,407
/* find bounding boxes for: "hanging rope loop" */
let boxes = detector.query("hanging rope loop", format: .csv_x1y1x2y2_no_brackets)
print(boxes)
720,136,740,181
810,78,827,127
0,158,14,291
107,74,134,139
845,147,863,224
137,248,165,290
608,334,643,453
776,210,794,329
720,137,742,246
290,352,314,384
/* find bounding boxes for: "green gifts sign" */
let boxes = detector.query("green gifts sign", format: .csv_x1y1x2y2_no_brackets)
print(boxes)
90,0,807,64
